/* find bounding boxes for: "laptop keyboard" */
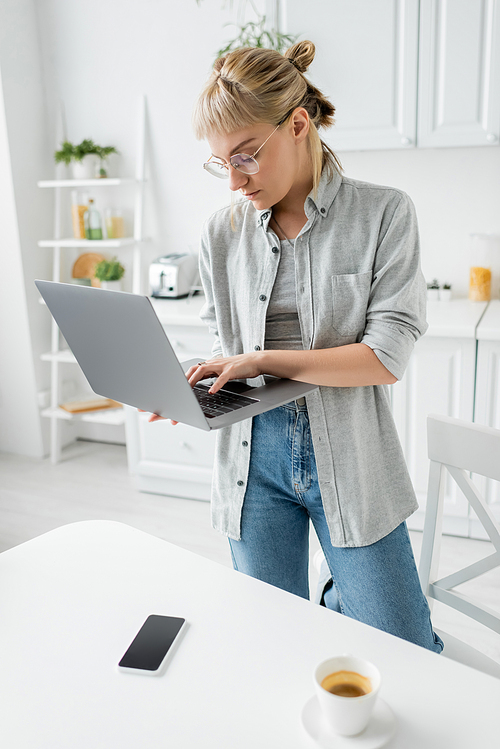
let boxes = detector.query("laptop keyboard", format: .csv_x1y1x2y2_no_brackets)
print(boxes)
194,384,259,419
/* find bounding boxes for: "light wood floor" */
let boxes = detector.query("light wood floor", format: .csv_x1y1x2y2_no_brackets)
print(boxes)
1,440,499,665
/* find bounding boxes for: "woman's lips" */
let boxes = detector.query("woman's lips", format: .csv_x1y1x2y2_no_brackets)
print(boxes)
242,190,260,200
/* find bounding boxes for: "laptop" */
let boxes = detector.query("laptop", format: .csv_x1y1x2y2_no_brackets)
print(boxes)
35,281,318,431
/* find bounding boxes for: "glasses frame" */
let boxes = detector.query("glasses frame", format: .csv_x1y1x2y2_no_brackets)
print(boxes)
203,110,294,179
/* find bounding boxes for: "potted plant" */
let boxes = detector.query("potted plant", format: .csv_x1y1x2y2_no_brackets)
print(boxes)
439,283,452,302
427,279,440,301
54,139,118,179
195,1,297,58
94,257,125,290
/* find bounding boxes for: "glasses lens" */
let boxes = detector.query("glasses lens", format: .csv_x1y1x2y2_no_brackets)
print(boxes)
203,162,228,179
231,153,259,174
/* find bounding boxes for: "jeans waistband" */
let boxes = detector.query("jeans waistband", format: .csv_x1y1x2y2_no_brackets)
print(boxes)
281,396,308,412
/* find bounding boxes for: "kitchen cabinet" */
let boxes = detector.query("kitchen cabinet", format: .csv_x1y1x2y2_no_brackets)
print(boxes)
283,0,419,151
391,300,488,536
124,295,216,501
418,0,500,147
281,0,500,150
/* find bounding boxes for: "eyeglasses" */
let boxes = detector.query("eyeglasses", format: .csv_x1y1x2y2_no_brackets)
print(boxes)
203,112,292,179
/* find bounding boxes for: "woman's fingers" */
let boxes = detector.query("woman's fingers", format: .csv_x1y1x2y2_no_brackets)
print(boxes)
188,361,221,391
139,355,260,424
188,354,263,393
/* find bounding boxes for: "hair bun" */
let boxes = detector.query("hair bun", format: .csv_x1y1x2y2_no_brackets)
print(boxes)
284,40,315,74
213,56,227,75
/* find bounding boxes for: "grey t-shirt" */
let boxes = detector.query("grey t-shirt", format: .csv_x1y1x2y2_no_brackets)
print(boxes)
264,239,303,350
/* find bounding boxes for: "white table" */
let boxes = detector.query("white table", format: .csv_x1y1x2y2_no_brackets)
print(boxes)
0,521,498,748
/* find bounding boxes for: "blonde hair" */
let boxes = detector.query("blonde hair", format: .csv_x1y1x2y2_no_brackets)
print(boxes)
192,40,342,202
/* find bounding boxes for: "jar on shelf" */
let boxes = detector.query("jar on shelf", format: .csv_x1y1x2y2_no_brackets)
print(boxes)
105,208,125,239
71,190,89,239
469,234,499,301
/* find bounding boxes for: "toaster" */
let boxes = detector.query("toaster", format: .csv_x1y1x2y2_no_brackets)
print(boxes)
149,254,198,298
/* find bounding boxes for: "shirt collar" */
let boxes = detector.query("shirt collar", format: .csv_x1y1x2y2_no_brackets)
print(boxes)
256,167,343,229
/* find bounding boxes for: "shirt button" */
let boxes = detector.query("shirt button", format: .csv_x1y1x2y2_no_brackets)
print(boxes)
271,246,279,253
259,294,267,301
254,345,261,351
320,207,326,214
237,480,244,487
242,441,248,447
262,212,269,220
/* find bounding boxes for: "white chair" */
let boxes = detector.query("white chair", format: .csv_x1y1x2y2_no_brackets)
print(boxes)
419,414,500,679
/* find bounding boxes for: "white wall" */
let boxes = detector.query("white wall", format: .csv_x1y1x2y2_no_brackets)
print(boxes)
0,0,53,456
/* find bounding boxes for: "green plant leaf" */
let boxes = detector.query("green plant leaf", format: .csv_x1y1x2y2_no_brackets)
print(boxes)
215,17,297,58
97,145,118,159
73,139,119,161
94,257,125,282
54,141,75,165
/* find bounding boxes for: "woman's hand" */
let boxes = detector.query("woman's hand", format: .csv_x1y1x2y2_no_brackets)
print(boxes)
186,352,264,394
136,353,262,425
137,409,178,426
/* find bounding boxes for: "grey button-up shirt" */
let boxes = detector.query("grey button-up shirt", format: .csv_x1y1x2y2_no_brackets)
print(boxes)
199,169,427,547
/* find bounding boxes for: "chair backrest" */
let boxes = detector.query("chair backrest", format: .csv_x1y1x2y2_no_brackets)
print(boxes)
427,414,500,482
420,415,500,642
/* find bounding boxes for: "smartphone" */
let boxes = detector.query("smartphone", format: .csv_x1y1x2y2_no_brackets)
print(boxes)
118,614,186,675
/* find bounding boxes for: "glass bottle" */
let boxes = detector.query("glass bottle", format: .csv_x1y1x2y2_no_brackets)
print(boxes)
83,198,103,240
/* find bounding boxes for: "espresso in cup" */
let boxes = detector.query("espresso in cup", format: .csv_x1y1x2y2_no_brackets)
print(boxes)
314,655,381,736
321,669,372,698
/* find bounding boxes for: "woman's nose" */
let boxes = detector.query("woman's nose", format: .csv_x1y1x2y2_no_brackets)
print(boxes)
228,165,248,192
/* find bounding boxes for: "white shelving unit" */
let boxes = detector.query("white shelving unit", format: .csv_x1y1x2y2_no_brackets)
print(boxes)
38,96,148,464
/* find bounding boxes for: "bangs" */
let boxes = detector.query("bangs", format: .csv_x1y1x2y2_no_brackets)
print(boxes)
192,81,266,141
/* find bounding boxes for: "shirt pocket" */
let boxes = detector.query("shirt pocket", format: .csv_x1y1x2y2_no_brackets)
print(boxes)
331,272,372,337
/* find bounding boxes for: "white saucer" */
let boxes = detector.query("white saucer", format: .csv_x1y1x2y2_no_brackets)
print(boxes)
301,695,396,749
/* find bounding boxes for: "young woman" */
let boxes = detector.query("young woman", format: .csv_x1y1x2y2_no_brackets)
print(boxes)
152,40,443,653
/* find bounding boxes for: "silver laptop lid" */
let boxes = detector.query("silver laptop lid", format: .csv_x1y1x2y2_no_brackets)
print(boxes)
35,280,210,430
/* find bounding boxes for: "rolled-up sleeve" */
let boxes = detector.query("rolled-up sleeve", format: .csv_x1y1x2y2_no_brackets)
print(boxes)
361,193,428,381
199,220,223,359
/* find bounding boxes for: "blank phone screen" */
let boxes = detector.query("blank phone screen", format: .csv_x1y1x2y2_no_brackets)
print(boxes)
119,615,185,671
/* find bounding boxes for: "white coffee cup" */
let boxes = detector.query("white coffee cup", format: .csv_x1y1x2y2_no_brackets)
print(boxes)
314,654,381,736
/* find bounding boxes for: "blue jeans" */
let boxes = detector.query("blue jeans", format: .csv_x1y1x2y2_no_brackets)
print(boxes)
229,401,444,654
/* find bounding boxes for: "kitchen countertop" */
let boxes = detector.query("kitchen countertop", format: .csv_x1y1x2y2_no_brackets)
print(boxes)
425,299,488,338
150,295,493,339
149,294,206,327
476,300,500,341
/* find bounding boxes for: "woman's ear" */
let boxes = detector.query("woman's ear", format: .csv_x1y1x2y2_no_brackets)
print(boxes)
292,108,310,143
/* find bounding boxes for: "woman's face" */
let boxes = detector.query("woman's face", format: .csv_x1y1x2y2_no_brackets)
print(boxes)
206,110,310,212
